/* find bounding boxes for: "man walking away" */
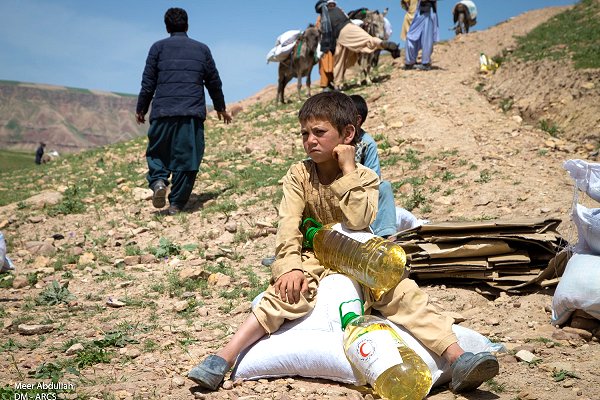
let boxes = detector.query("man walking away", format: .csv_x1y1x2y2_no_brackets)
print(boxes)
136,8,232,215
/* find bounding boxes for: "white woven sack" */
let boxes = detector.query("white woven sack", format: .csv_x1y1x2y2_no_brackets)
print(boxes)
552,253,600,325
564,159,600,202
573,203,600,255
232,274,503,387
266,30,302,63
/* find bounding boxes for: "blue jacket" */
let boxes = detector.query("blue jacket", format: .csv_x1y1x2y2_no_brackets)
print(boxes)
136,32,226,122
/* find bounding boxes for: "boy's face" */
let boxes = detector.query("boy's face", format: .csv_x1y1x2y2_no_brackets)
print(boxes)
301,118,355,164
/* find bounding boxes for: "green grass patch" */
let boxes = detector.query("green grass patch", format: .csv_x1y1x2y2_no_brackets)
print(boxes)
0,149,35,173
512,0,600,68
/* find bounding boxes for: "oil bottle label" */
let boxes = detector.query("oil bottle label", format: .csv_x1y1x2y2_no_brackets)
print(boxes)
346,328,403,384
331,223,375,244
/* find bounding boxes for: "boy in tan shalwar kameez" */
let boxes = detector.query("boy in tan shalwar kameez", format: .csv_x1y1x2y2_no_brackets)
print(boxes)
188,92,499,394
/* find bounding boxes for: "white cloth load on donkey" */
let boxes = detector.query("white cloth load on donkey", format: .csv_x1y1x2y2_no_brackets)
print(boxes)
266,29,303,63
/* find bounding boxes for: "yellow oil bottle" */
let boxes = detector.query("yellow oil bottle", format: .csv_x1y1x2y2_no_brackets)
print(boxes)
303,219,409,300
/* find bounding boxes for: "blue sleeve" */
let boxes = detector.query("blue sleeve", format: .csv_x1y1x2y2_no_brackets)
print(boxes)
136,43,159,114
360,132,381,178
203,46,226,112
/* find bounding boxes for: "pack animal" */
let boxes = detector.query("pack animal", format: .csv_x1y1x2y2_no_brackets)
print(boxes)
351,9,387,85
453,1,477,35
277,25,319,104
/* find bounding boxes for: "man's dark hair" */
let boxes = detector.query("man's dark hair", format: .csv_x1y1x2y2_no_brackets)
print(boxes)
298,91,358,144
164,8,188,33
349,94,368,125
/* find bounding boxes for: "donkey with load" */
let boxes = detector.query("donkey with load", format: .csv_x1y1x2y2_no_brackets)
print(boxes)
267,25,319,104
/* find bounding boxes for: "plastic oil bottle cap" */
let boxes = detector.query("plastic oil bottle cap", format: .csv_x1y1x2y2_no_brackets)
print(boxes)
340,311,360,330
339,298,364,330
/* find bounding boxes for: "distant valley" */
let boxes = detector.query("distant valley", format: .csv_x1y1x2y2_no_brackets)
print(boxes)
0,80,146,154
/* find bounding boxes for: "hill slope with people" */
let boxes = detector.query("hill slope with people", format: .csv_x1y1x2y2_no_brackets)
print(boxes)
0,3,599,400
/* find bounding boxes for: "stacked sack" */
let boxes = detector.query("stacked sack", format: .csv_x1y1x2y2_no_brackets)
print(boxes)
551,160,600,334
265,30,302,63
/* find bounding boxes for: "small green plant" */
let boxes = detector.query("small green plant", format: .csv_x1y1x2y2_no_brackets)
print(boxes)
441,171,456,182
475,82,484,92
94,330,139,348
149,237,180,258
485,378,506,393
403,189,427,211
403,149,422,170
47,186,86,216
475,169,493,184
33,362,74,382
539,119,560,137
143,339,159,352
26,272,38,286
74,346,112,368
36,281,76,306
552,369,580,382
1,338,24,351
378,138,392,151
500,98,514,113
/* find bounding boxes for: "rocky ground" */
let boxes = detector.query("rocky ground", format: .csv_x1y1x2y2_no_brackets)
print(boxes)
1,5,599,400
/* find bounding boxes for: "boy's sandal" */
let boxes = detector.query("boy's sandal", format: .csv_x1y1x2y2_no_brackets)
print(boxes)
450,351,499,393
187,354,230,391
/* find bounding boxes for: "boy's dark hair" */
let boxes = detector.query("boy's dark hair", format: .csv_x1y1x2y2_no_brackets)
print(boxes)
349,94,368,125
164,8,188,33
298,91,358,144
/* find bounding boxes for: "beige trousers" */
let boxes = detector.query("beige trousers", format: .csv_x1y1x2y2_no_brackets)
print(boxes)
333,23,383,87
253,252,457,356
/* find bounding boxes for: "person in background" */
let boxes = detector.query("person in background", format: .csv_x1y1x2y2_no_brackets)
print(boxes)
187,92,499,394
315,0,400,91
35,142,45,165
315,0,336,91
400,0,418,42
136,7,232,215
404,0,439,70
350,94,397,237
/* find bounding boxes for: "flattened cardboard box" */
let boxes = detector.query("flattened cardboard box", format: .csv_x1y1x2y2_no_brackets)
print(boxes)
391,218,569,292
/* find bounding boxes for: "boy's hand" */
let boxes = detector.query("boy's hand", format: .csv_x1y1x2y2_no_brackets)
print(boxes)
333,144,356,175
274,270,308,304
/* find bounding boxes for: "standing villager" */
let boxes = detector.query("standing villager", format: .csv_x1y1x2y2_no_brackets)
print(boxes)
35,142,45,165
136,7,232,215
400,0,418,41
315,0,400,91
404,0,439,70
315,0,336,91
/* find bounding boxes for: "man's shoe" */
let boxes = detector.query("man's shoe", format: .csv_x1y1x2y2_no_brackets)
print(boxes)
450,352,499,393
404,63,415,70
416,63,432,71
167,205,181,216
151,180,167,209
188,355,230,391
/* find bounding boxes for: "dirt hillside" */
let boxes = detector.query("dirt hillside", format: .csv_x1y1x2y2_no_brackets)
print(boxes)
1,5,599,400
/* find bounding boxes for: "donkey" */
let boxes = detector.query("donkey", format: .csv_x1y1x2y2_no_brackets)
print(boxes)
453,1,477,35
356,9,387,85
277,25,319,104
